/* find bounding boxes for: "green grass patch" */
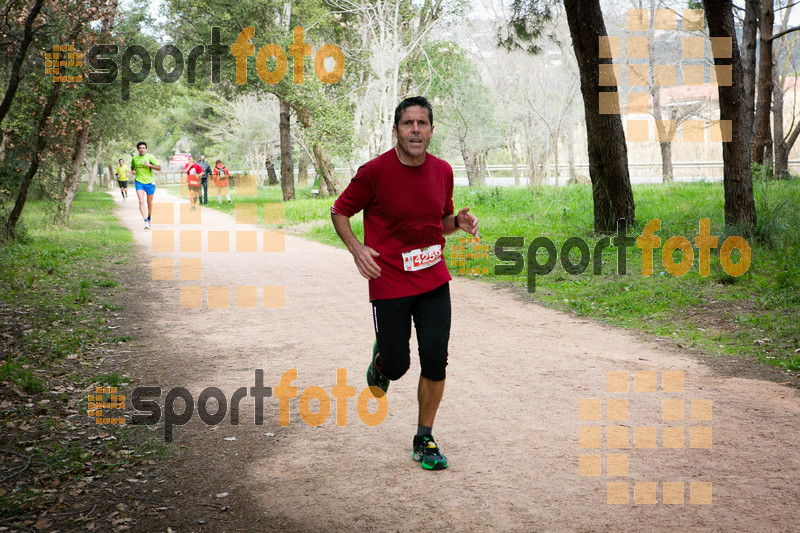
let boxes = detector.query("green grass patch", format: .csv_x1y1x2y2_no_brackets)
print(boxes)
0,187,134,361
0,186,173,530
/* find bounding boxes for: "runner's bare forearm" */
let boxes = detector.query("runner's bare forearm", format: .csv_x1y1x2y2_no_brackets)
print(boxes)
331,212,381,279
442,214,457,235
331,213,361,252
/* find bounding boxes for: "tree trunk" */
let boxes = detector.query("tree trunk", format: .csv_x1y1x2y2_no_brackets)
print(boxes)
106,164,114,188
0,0,45,139
56,125,90,223
537,147,550,184
266,158,278,185
279,99,295,201
527,143,537,187
312,143,339,195
87,148,101,192
764,122,773,169
773,91,788,178
742,0,759,139
552,134,560,186
773,3,792,179
704,0,757,231
779,122,800,180
659,140,674,183
649,0,674,183
564,0,635,232
508,134,520,186
4,83,62,239
751,0,774,165
567,125,576,184
476,150,489,185
773,49,790,178
293,104,339,195
298,153,309,184
459,137,480,186
525,117,536,187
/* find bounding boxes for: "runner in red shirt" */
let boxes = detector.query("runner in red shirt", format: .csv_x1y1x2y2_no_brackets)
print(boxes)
184,155,203,210
331,96,479,470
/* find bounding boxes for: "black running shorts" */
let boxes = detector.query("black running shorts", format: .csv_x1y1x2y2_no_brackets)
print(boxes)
118,180,128,188
371,282,451,382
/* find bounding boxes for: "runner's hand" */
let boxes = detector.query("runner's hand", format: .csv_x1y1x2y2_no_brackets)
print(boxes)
352,244,381,279
456,207,479,237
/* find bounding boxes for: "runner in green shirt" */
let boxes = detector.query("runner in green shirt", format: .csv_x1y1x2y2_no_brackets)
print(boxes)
114,159,129,201
130,142,160,230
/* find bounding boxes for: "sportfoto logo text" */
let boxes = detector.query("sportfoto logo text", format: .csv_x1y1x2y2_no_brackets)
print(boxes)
494,218,751,292
116,369,387,442
84,27,344,100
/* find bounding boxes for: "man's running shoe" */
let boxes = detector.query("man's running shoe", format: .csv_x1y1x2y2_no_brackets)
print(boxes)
144,220,151,230
366,340,390,395
412,434,449,470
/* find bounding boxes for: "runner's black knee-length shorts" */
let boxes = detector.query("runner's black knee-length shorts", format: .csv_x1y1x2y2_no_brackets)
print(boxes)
371,282,451,382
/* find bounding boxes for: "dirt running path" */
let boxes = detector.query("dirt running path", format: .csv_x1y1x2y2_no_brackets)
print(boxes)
112,188,799,532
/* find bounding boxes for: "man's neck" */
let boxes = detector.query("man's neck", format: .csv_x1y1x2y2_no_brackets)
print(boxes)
394,146,426,167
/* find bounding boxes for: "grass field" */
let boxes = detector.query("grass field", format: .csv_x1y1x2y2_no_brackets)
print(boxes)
190,178,800,373
0,188,168,524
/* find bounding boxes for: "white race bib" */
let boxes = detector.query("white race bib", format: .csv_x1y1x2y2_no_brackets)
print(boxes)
402,245,442,272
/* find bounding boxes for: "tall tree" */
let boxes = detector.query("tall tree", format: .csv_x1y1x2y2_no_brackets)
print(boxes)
751,0,774,165
703,0,756,230
771,2,799,179
279,99,295,200
646,0,673,182
163,0,352,196
404,40,500,186
0,0,45,137
563,0,635,231
502,0,634,231
55,0,119,223
3,83,61,238
56,124,90,223
741,0,759,141
332,0,465,163
278,2,294,200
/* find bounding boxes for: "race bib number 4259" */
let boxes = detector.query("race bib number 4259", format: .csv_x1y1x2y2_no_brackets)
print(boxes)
402,245,442,272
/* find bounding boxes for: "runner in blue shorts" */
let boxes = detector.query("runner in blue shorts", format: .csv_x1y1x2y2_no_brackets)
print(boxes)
131,142,161,230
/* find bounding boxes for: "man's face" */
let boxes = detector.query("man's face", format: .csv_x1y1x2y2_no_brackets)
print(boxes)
137,145,146,155
393,105,433,163
200,155,205,161
188,156,194,164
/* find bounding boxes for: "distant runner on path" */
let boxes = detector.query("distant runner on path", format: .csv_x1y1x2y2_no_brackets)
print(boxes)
130,142,160,230
184,155,203,210
115,158,129,201
212,159,232,204
331,96,479,471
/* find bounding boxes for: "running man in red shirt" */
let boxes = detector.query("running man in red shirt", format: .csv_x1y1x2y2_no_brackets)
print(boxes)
184,155,203,210
331,96,479,470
